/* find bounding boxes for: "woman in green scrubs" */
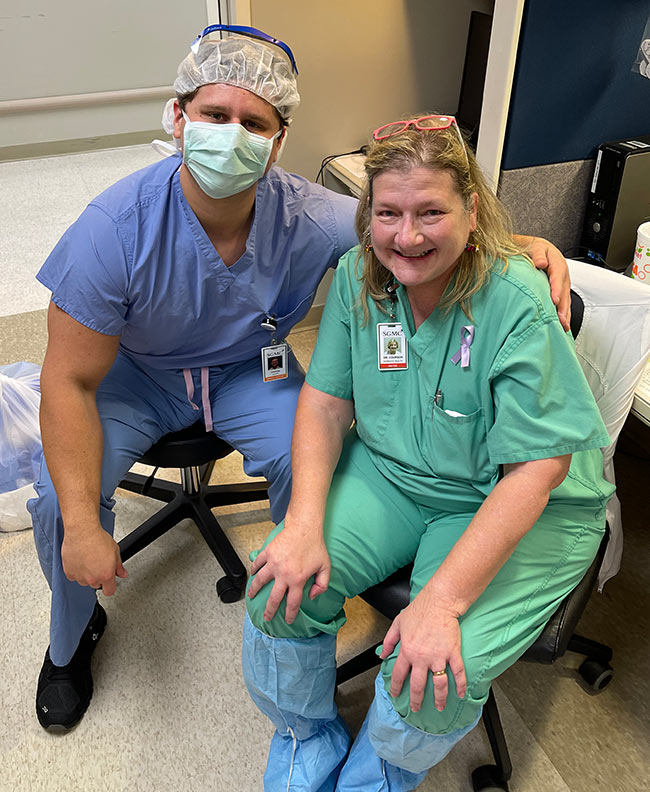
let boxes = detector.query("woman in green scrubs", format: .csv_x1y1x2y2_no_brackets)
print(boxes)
242,116,614,791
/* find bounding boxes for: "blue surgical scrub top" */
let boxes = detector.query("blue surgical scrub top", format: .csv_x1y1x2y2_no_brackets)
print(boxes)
37,154,358,370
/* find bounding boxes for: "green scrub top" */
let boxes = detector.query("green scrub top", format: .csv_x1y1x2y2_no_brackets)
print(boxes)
305,247,614,514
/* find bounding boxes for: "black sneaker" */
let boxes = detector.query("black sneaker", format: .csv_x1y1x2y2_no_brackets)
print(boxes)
36,602,107,731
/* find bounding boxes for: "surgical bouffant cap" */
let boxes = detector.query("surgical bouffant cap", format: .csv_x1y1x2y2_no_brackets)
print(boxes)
174,35,300,121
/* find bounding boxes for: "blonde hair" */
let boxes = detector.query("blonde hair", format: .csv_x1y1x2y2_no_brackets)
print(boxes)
354,118,529,321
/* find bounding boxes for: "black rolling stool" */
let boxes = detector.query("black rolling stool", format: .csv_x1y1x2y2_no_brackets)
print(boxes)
117,421,269,602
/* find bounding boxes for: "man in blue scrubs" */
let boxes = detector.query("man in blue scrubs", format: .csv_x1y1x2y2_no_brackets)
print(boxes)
28,25,571,732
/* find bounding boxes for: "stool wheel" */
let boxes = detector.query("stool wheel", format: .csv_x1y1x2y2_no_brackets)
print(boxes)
578,659,614,692
217,575,246,603
472,764,509,791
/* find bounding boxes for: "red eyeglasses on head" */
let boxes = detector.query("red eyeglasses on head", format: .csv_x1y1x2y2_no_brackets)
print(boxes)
372,115,468,165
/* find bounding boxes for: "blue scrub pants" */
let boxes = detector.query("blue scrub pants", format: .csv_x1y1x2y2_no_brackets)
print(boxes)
28,348,304,667
244,433,607,789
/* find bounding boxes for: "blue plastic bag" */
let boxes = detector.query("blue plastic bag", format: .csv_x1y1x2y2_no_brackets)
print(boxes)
0,361,42,497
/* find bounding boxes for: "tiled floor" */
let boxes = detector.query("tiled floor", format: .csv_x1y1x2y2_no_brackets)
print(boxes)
0,147,648,791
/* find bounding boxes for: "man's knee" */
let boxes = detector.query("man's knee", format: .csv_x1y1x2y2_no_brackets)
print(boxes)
27,472,60,577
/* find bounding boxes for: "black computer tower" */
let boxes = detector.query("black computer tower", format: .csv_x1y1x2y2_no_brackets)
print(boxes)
580,135,650,272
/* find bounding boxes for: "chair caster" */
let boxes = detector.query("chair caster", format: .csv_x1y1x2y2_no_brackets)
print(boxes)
471,764,509,791
578,659,613,692
216,575,245,603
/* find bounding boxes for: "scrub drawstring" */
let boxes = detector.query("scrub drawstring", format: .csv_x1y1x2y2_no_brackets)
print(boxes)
182,367,213,432
286,726,297,792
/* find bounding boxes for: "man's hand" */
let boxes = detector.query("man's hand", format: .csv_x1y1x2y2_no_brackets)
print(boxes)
61,525,128,596
380,589,466,713
514,235,571,331
247,521,331,624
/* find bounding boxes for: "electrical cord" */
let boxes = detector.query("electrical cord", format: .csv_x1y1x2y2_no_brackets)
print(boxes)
315,146,367,185
562,246,609,268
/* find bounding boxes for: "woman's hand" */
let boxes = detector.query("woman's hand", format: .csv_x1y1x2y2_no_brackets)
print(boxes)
247,520,331,624
514,234,571,331
380,589,466,713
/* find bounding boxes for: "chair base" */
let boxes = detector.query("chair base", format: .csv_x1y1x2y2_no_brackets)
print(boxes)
118,470,268,602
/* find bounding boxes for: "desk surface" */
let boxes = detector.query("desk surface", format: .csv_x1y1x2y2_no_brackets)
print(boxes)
325,154,650,428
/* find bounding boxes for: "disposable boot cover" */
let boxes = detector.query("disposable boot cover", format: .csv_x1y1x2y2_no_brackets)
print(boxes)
337,673,481,789
242,614,350,791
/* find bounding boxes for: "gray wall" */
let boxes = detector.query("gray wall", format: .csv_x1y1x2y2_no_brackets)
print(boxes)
0,1,208,149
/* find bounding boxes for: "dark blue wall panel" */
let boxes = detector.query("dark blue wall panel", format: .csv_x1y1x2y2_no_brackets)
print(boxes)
502,1,650,169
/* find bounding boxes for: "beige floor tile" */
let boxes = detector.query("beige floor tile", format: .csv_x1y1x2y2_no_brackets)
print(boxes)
0,309,48,366
0,714,32,792
0,596,18,709
11,587,52,707
0,531,21,602
10,529,49,598
288,326,319,371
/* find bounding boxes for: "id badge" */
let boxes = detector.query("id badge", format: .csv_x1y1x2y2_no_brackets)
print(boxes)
262,342,289,382
377,323,408,370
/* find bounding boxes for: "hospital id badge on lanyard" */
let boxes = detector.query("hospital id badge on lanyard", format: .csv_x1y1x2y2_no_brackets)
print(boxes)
377,323,408,370
261,315,289,382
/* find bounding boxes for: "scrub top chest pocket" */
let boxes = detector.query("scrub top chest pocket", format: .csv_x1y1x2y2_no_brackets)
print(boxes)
429,400,492,483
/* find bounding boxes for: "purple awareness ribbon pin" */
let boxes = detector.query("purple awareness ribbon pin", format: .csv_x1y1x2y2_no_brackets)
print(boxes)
451,325,474,368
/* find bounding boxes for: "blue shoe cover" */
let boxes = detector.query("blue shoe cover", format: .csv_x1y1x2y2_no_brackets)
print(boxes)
264,715,350,792
242,614,350,790
336,714,427,791
336,674,482,790
368,674,481,774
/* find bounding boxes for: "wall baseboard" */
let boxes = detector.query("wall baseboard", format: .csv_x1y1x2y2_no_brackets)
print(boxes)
0,130,162,163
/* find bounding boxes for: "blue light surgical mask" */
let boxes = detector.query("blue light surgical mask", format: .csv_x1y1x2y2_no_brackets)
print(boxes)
182,112,282,199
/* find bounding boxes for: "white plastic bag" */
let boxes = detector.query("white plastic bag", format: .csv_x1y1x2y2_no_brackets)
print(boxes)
0,483,36,532
0,361,42,532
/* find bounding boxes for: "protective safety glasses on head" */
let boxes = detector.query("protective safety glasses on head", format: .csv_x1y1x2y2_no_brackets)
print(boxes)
181,111,282,199
173,25,300,124
191,24,299,75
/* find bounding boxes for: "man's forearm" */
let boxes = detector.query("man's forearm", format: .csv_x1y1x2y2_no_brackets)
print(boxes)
40,379,104,536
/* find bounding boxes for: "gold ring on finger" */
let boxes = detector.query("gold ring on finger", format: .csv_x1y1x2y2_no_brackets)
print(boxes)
432,669,446,676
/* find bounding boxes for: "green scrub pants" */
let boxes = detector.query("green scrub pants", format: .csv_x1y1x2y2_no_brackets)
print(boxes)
246,433,607,734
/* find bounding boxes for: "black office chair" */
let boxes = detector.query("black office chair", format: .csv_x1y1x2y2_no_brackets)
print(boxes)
117,421,269,602
336,532,613,792
336,291,615,791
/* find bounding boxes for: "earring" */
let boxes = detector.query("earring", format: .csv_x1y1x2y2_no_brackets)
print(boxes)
465,242,479,253
365,244,374,253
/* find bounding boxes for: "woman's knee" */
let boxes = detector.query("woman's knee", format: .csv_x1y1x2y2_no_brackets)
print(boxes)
245,575,345,640
380,658,485,736
368,674,481,773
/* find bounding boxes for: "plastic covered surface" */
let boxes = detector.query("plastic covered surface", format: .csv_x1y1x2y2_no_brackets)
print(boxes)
0,361,42,532
0,362,41,495
567,259,650,587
